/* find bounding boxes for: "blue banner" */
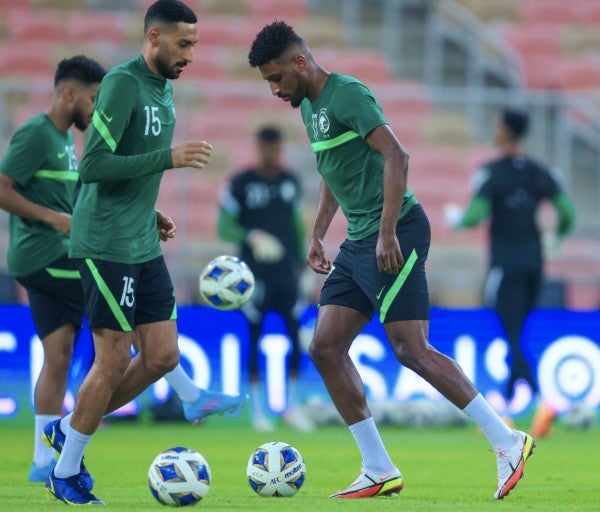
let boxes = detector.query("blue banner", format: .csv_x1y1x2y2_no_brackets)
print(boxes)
0,305,598,419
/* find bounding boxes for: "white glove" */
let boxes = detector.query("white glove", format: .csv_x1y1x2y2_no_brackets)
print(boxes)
247,229,285,263
542,231,561,261
444,202,464,230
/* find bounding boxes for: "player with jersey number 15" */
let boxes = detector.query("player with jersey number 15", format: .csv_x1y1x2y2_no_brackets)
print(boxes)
43,1,246,506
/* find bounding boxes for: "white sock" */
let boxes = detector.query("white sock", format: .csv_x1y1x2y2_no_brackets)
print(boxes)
60,413,72,434
348,417,396,474
164,365,200,403
463,393,516,450
34,414,60,467
54,426,92,479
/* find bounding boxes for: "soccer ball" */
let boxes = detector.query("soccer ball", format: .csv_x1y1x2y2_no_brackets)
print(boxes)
563,402,596,429
199,255,255,310
148,447,211,507
246,441,306,497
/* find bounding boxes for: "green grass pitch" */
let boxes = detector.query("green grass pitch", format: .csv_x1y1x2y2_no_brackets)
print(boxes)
1,413,598,511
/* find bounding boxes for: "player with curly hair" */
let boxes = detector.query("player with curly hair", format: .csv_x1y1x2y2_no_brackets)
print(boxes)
248,20,535,500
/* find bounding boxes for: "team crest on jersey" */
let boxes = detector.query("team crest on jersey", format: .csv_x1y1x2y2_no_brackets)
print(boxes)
312,107,330,139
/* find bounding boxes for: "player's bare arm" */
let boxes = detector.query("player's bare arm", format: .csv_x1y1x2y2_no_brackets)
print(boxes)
156,209,176,241
307,180,338,274
366,124,408,274
171,140,213,170
0,173,72,237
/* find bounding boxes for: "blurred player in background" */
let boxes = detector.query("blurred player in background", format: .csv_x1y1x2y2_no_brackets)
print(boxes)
249,21,535,500
0,55,106,483
43,1,245,505
218,125,313,432
445,108,576,437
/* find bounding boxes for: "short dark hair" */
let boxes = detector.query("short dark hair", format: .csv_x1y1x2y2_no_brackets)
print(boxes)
248,20,305,68
501,108,529,140
257,125,282,142
144,0,197,33
54,55,106,87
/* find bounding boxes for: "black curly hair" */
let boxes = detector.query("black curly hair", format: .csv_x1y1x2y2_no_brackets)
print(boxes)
54,55,106,87
248,20,305,68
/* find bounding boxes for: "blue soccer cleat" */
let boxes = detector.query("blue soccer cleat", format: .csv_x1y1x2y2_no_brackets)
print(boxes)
42,419,93,489
182,390,248,423
28,460,56,482
46,470,104,505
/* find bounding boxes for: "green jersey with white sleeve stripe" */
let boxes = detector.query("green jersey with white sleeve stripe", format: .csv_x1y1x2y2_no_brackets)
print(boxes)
300,73,416,241
70,55,174,263
0,114,77,277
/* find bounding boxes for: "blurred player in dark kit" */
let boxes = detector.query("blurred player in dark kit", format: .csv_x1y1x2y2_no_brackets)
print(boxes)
446,108,575,437
218,125,313,432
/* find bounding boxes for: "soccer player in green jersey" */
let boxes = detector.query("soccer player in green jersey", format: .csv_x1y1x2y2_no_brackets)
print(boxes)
0,55,106,483
43,1,244,505
249,21,535,500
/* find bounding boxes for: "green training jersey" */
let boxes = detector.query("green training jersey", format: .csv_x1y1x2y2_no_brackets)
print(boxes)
0,114,78,277
70,55,174,263
300,73,416,241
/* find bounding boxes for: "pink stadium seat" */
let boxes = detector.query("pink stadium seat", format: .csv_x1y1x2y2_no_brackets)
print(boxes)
575,2,600,25
521,0,581,25
67,13,125,45
523,54,600,90
249,0,308,20
196,16,260,47
501,24,562,59
316,49,395,84
0,42,54,78
186,107,251,140
175,46,227,81
6,9,66,43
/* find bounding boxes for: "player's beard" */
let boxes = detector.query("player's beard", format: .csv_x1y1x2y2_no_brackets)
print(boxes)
72,109,88,132
155,52,185,80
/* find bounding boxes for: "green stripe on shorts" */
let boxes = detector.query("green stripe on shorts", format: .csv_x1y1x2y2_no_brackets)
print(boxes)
46,268,81,279
85,259,132,331
170,291,178,320
379,249,418,323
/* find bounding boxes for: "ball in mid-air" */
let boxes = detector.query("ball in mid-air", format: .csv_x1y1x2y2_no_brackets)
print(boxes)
199,255,255,310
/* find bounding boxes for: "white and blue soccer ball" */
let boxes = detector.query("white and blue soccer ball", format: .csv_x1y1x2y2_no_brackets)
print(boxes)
563,402,596,430
246,441,306,497
148,447,211,507
199,255,255,310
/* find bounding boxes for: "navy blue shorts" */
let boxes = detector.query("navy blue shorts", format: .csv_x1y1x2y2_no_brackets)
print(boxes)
319,204,430,323
76,256,176,332
16,254,85,339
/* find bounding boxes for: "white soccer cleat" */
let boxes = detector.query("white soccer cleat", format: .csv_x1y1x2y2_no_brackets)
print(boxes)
330,467,404,499
494,429,536,499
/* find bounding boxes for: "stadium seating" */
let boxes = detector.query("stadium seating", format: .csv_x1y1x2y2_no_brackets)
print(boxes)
0,0,598,308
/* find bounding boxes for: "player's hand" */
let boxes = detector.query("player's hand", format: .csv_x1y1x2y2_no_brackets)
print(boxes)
376,232,403,274
247,229,284,263
444,202,464,230
156,210,176,241
306,236,332,275
48,211,71,237
171,141,213,170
